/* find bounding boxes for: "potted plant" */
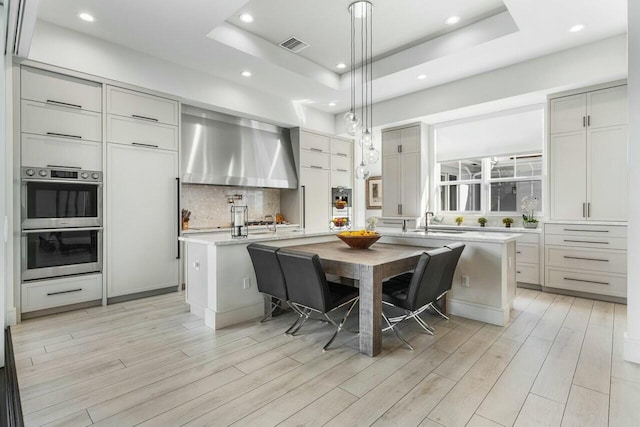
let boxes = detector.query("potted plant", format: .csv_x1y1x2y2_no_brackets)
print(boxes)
455,216,464,226
521,196,539,229
502,217,514,228
477,217,488,227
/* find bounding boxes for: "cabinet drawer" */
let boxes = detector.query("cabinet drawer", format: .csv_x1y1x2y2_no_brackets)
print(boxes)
331,139,352,157
516,233,540,244
516,243,539,264
107,86,178,126
21,134,102,171
546,268,626,298
517,264,539,285
22,274,102,313
107,114,178,151
21,67,102,112
22,100,102,142
545,223,627,238
546,247,627,274
332,155,352,172
545,234,627,250
300,149,330,169
331,170,351,188
300,132,330,153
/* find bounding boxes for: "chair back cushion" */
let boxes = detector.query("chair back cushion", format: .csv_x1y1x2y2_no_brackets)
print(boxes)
438,243,465,297
246,244,288,301
276,248,331,313
406,247,451,311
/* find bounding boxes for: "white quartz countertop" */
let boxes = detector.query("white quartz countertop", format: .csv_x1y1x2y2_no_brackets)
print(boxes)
428,224,542,234
179,227,520,246
182,224,300,235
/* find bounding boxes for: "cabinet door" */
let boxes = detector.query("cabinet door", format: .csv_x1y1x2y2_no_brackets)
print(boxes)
382,130,402,157
587,86,628,129
400,153,421,216
550,94,587,134
107,86,178,126
21,67,102,113
382,155,401,217
107,115,178,151
400,126,420,153
300,132,330,153
107,144,179,297
550,131,587,220
331,139,352,157
587,125,628,221
299,167,330,232
21,100,102,142
21,134,102,170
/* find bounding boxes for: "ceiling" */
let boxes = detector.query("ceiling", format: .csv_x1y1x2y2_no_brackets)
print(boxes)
36,0,627,119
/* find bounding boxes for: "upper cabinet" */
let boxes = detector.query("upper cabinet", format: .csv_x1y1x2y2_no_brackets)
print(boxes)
381,124,427,218
107,86,179,126
21,67,102,113
549,84,628,222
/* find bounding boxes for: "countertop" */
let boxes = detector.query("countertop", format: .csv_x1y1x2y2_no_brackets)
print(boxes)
428,224,542,234
182,224,300,235
179,227,520,247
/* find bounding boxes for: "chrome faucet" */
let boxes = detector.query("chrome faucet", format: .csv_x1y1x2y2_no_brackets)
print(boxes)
402,219,408,232
425,212,434,232
264,214,277,232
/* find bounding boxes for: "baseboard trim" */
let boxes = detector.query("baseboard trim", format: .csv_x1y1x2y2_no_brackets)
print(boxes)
447,298,510,326
107,286,178,305
624,333,640,364
542,286,626,304
21,300,102,320
517,282,542,291
4,327,24,426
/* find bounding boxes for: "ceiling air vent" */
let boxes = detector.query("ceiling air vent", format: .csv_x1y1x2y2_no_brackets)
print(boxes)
279,36,310,53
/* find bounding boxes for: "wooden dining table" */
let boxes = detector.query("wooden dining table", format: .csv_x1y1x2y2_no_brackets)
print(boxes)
287,240,433,357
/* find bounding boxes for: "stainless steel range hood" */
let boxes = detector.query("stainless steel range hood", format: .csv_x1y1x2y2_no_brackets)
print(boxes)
181,105,298,189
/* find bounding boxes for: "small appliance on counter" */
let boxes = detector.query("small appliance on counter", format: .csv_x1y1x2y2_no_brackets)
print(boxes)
330,187,352,230
231,205,248,238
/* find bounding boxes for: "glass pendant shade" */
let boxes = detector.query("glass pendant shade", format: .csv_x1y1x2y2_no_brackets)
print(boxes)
364,145,380,164
355,162,370,180
361,129,373,146
343,111,360,136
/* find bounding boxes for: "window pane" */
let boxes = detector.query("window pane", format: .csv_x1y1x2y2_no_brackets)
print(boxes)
440,161,459,181
516,154,543,177
460,159,482,180
458,184,481,211
490,180,542,213
439,185,458,211
490,156,514,179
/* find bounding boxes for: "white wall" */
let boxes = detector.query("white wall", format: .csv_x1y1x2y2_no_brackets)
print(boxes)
625,1,640,364
28,21,336,134
0,4,8,366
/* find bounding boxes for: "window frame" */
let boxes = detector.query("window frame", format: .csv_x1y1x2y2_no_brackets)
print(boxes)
437,159,483,214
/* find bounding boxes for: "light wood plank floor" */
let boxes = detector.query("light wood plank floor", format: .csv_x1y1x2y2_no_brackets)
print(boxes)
11,288,640,427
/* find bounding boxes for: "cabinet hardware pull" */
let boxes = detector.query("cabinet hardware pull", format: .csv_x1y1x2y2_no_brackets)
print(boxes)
516,251,522,254
587,202,591,217
310,165,323,169
131,142,159,148
46,99,82,109
563,239,609,244
47,288,83,296
564,228,609,233
310,148,323,152
582,202,586,218
587,115,591,126
301,185,306,228
399,145,403,153
583,116,586,127
564,255,609,262
131,114,159,122
397,145,401,153
46,132,82,139
517,271,521,274
46,164,81,170
337,169,348,172
563,277,609,286
335,153,348,157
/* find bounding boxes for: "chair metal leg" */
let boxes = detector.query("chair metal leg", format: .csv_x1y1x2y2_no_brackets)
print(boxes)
285,309,305,335
260,299,279,323
430,302,450,320
323,298,359,352
382,312,413,350
412,313,434,335
289,308,312,336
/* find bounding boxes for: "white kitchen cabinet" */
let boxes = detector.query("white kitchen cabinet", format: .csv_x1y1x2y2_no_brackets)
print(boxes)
300,150,330,169
106,143,179,298
299,166,330,232
21,274,103,313
21,67,102,113
381,124,426,218
549,84,628,222
107,114,178,151
300,132,330,153
107,86,179,126
21,134,102,170
331,139,352,158
21,100,102,142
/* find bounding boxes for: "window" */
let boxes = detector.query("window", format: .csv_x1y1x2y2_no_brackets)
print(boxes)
437,153,543,214
439,159,482,212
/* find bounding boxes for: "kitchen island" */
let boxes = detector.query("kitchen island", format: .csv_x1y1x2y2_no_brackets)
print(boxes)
179,228,518,336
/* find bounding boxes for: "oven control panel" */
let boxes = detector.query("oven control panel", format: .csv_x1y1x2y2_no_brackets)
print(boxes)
22,167,103,182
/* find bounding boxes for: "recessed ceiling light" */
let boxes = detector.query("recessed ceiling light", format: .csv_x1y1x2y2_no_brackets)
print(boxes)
336,63,347,69
241,70,252,77
417,74,427,80
329,102,337,107
78,12,95,22
445,15,461,25
239,13,254,23
569,24,585,33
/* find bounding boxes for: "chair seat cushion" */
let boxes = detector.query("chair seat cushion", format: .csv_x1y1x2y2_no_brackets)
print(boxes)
327,282,359,309
382,279,411,310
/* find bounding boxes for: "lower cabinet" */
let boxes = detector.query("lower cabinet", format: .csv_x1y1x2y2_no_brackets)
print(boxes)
515,233,541,286
544,223,627,299
106,143,179,298
22,274,102,313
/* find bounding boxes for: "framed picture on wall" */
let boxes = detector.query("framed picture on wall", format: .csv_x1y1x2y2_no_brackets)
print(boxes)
366,176,382,209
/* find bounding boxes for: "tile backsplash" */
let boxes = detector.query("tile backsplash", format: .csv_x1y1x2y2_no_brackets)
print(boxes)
181,184,281,229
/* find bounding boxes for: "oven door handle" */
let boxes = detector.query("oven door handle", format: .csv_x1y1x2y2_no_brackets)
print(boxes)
22,178,103,185
22,227,104,234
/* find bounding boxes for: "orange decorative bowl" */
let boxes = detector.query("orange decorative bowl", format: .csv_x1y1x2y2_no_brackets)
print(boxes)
336,233,381,249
